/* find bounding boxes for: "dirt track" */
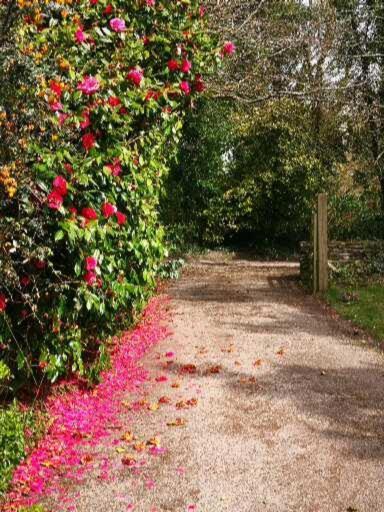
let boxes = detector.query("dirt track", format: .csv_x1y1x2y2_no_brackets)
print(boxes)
72,252,384,512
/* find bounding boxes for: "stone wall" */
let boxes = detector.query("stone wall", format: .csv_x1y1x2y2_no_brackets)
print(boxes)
300,240,384,286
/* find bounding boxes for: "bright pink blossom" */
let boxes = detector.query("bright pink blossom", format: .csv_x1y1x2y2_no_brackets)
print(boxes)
127,69,143,87
85,256,98,271
75,28,87,44
110,18,126,32
181,59,192,73
180,81,191,95
222,41,236,56
0,294,7,312
84,271,97,286
77,76,100,95
47,190,64,210
102,202,117,218
53,176,68,196
50,101,63,112
146,0,155,6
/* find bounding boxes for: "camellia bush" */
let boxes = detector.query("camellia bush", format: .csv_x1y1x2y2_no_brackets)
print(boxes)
0,0,225,384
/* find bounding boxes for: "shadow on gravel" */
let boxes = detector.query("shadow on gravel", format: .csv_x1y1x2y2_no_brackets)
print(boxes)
226,363,384,461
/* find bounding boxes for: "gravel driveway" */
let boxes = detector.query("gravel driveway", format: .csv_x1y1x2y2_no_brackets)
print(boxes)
69,252,384,512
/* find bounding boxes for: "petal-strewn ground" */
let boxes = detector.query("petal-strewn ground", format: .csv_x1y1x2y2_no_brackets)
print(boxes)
5,252,384,512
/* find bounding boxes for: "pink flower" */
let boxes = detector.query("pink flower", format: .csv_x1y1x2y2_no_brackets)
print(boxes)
180,81,191,95
77,76,100,95
81,207,98,220
53,176,68,196
110,18,126,32
0,294,7,312
85,256,98,271
106,158,122,176
58,112,69,126
146,0,155,6
102,202,117,218
222,41,236,56
168,59,179,72
84,271,97,286
75,28,87,44
116,211,127,225
108,96,121,107
127,69,144,87
181,59,192,73
82,132,96,152
50,101,63,112
199,6,206,17
47,190,64,210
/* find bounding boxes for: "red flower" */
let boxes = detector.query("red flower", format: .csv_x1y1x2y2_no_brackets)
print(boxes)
168,59,179,72
90,0,98,5
127,69,144,87
47,190,64,210
82,132,96,152
108,96,121,107
181,59,192,73
145,90,161,102
53,175,68,196
81,207,98,220
102,202,117,218
34,259,46,270
104,4,113,15
85,256,98,271
84,271,97,286
180,81,191,95
116,211,127,225
0,294,7,312
50,80,63,98
80,112,91,130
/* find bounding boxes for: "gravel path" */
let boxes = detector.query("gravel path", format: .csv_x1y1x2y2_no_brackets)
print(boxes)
72,252,384,512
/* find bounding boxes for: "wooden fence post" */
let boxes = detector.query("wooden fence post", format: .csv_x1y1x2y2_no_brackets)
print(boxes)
313,193,328,293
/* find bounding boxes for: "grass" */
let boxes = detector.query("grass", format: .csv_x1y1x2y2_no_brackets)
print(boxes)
327,283,384,343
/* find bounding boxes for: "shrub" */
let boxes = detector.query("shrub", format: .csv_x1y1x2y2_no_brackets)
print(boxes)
0,402,37,495
0,1,219,384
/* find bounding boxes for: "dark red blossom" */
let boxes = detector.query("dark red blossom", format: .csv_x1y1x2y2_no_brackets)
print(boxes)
82,132,96,152
47,190,64,210
0,294,7,312
81,207,98,220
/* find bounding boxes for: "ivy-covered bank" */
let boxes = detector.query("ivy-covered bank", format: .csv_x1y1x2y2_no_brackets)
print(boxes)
0,0,229,385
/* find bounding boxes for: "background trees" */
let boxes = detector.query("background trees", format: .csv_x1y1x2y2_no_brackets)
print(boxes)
164,0,384,247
